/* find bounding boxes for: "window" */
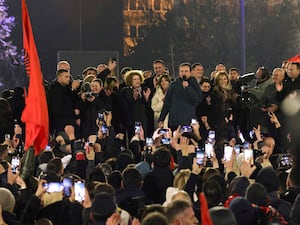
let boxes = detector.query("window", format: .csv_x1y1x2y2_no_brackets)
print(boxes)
137,0,146,10
130,25,137,38
129,0,137,10
154,0,161,10
124,0,129,10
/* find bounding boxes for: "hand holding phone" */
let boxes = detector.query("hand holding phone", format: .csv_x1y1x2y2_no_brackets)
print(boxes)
205,143,213,158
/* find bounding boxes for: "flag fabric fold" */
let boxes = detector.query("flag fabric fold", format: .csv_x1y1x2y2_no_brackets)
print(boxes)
21,0,49,155
287,54,300,63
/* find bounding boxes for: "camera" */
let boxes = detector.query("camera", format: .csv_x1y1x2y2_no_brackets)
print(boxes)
84,92,94,98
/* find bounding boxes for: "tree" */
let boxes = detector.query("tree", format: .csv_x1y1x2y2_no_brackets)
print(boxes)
0,0,24,91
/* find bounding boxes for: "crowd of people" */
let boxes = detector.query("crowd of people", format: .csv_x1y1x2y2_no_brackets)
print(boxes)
0,58,300,225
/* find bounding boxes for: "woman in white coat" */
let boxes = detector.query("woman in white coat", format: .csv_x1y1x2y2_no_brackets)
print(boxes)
151,74,171,129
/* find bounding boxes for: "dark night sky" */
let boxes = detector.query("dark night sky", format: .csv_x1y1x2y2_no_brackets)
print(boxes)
8,0,123,80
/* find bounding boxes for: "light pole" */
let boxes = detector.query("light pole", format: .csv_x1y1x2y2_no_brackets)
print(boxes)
240,0,246,74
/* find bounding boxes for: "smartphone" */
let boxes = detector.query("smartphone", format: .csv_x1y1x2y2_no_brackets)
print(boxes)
74,180,85,202
135,122,141,134
158,128,168,135
244,149,254,165
98,111,104,121
45,145,51,151
180,125,192,133
205,143,213,158
208,130,215,141
195,146,205,165
238,131,245,143
46,182,64,193
234,145,240,155
161,138,171,145
146,137,153,146
249,130,255,139
63,177,73,197
224,145,233,161
11,156,20,174
243,141,250,150
191,118,197,125
101,124,108,135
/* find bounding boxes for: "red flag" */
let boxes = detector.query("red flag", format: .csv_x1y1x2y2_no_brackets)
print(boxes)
287,54,300,63
21,0,49,155
199,192,213,225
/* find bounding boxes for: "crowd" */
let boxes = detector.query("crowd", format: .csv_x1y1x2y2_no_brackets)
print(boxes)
0,58,300,225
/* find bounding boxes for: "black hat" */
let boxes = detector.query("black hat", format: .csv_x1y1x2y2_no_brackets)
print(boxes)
256,166,280,193
92,193,117,221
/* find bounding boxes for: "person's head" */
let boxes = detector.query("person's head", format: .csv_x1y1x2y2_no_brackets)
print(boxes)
171,191,192,204
179,62,192,80
82,66,97,79
88,166,107,183
200,77,211,93
38,150,55,164
122,167,143,188
152,147,171,168
153,59,166,76
255,66,270,81
215,63,226,72
256,166,280,193
202,168,221,184
143,70,153,79
35,218,54,225
96,64,107,74
0,187,15,212
158,74,171,92
287,62,300,79
120,66,132,80
94,182,115,196
287,167,300,188
108,170,122,190
46,157,64,176
272,68,285,84
124,70,144,88
229,67,240,81
202,179,223,208
228,197,258,225
209,206,237,225
245,182,269,206
191,63,204,80
104,77,118,93
166,200,198,225
0,97,12,124
91,193,117,222
56,69,71,86
0,144,9,160
142,212,168,225
91,78,103,94
173,169,191,190
214,71,231,90
57,60,70,72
